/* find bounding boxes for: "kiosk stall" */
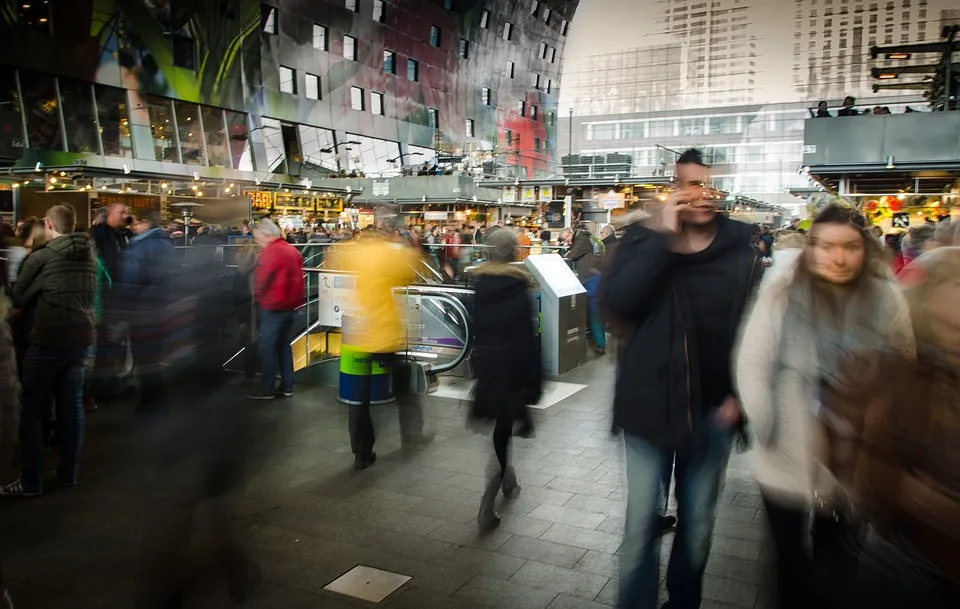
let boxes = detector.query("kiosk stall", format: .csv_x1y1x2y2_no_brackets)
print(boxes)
523,254,587,376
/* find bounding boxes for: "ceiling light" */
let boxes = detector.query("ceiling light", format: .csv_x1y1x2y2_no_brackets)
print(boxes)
160,182,168,189
877,72,898,80
11,183,18,189
49,177,57,184
224,187,231,193
123,164,131,174
886,52,910,60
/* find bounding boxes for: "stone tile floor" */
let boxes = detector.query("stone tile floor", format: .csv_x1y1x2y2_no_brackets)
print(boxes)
0,357,774,609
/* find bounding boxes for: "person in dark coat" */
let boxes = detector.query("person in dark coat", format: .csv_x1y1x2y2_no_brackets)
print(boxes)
116,210,176,416
469,227,541,531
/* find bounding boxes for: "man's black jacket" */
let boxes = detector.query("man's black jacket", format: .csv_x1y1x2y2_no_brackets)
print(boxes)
601,217,761,449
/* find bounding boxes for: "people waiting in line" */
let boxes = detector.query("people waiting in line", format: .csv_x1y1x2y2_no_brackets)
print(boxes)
838,96,859,116
736,205,914,609
246,219,304,401
469,227,540,531
812,101,832,118
2,205,97,497
603,148,761,609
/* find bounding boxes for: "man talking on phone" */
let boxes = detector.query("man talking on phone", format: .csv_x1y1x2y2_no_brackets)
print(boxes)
603,149,761,609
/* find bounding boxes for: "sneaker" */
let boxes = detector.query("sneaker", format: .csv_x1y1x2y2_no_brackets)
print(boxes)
245,393,275,401
354,451,377,470
0,479,42,498
275,389,294,398
50,470,77,488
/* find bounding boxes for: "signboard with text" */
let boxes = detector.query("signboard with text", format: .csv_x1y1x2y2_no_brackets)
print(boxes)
317,198,343,212
248,191,273,211
502,186,517,203
521,187,536,203
539,185,553,201
95,193,160,210
274,192,313,209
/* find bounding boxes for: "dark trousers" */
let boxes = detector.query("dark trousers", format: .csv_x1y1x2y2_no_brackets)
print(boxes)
348,354,423,458
20,345,90,493
258,309,295,396
761,496,813,609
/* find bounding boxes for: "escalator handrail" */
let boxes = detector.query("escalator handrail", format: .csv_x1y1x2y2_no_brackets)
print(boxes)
394,287,472,375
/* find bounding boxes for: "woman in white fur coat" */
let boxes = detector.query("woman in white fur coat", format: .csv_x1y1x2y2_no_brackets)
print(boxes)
735,205,914,609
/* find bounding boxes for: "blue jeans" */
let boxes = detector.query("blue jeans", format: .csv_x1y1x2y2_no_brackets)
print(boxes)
20,345,91,493
620,415,734,609
258,308,295,396
583,274,606,349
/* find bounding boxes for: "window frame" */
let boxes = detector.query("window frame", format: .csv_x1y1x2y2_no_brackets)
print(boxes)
459,38,470,59
346,0,359,13
305,73,320,100
383,50,396,74
371,91,384,116
428,108,439,129
481,87,491,105
465,118,475,138
506,60,515,78
480,9,490,28
430,25,442,48
312,23,328,51
503,21,513,41
373,0,386,23
350,86,365,111
261,4,277,34
407,59,420,82
344,35,358,60
279,65,296,94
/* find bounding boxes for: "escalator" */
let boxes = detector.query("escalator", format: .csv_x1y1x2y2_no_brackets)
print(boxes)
223,271,474,393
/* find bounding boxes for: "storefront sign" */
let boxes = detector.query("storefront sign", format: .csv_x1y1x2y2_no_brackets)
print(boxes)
521,187,536,203
502,186,517,203
317,198,343,212
539,185,553,201
599,190,624,210
424,211,449,221
97,193,160,210
274,192,313,208
372,180,390,197
248,191,273,211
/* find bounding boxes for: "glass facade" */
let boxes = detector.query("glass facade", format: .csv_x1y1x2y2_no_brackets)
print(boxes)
347,133,402,177
0,67,251,169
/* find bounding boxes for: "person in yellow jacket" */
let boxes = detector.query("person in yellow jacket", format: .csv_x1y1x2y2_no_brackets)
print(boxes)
338,226,428,469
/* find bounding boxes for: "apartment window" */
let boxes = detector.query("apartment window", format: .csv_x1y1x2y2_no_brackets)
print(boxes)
373,0,385,23
346,0,358,12
279,66,296,94
344,35,357,60
313,24,328,50
505,129,513,146
261,4,277,33
539,42,547,58
430,25,442,47
371,92,384,115
172,35,196,70
531,1,540,17
503,21,513,41
305,73,320,99
530,105,538,121
534,137,541,153
428,108,439,129
351,86,364,111
547,112,555,127
546,78,552,94
506,60,515,78
518,100,526,116
384,50,396,73
465,118,475,138
459,39,469,58
543,7,551,24
481,87,490,105
480,9,490,28
407,59,419,82
533,73,541,89
549,47,557,63
561,19,568,35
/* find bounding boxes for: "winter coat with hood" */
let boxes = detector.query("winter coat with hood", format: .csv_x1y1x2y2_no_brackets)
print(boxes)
12,232,97,350
602,212,761,449
470,263,542,422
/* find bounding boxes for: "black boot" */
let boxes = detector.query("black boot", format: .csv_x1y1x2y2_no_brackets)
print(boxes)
502,467,521,499
477,474,502,532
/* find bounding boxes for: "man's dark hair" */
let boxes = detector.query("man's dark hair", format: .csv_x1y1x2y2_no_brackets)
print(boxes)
136,209,163,229
677,148,707,167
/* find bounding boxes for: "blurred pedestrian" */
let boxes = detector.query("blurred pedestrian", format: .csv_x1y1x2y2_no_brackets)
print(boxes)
562,227,605,354
2,205,96,497
821,246,960,608
339,221,426,469
247,219,303,400
469,228,540,531
736,205,913,609
603,149,761,609
119,210,176,417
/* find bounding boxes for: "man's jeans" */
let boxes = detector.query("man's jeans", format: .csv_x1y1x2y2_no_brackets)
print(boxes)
620,416,734,609
20,345,91,493
583,274,606,349
258,308,295,397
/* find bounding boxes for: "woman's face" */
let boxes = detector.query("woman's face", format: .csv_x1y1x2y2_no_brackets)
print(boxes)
807,222,866,285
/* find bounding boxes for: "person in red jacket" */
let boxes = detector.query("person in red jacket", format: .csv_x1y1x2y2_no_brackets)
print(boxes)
248,219,304,400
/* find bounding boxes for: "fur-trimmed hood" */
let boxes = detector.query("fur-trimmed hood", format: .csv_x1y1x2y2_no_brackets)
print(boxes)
472,261,534,285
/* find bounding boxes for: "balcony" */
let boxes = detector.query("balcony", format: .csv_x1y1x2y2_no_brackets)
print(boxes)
802,112,960,171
